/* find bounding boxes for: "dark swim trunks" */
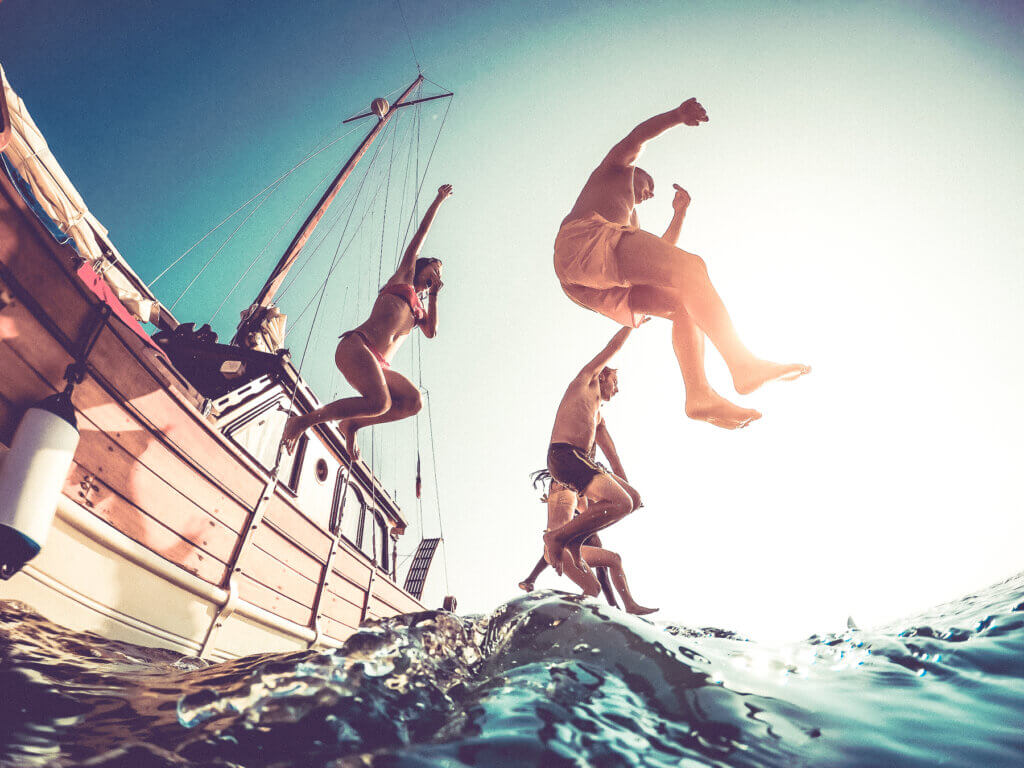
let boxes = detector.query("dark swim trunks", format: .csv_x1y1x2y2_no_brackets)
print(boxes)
547,442,607,496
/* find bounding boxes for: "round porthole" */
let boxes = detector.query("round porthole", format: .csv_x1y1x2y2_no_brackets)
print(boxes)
315,459,329,484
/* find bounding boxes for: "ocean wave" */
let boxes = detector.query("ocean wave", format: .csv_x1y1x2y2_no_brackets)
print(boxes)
2,573,1023,767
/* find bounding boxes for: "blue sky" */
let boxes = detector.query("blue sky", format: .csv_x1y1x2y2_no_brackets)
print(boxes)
3,0,1023,640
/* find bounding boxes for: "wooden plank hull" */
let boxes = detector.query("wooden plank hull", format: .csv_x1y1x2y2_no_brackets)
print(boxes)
0,159,427,658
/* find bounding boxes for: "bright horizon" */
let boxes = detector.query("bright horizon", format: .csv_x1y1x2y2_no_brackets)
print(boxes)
2,0,1022,642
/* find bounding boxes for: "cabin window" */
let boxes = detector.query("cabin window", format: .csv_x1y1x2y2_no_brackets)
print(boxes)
338,485,364,545
331,471,360,536
314,459,329,484
283,435,307,493
225,400,288,469
377,517,389,572
356,508,389,567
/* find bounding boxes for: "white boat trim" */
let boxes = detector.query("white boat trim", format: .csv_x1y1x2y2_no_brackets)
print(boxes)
51,494,340,652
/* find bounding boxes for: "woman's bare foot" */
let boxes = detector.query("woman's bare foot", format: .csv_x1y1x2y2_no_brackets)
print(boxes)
732,360,811,396
338,419,360,460
685,389,762,430
624,603,659,616
281,415,305,455
518,581,534,593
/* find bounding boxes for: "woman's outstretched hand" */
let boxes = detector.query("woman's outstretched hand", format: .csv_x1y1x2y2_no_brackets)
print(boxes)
437,184,454,200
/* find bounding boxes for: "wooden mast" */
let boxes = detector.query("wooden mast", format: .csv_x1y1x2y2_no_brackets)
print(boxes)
233,74,444,348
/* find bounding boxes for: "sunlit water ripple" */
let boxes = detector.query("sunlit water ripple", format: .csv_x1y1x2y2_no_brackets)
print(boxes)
2,572,1023,767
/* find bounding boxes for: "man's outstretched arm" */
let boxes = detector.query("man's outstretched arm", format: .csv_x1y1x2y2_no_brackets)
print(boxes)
595,418,627,480
603,98,708,168
578,326,633,381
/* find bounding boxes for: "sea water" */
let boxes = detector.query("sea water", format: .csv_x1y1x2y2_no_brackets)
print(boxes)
2,573,1023,767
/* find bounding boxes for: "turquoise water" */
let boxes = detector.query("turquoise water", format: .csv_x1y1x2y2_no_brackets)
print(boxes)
2,573,1023,766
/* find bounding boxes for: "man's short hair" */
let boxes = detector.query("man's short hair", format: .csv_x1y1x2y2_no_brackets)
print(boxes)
633,167,654,185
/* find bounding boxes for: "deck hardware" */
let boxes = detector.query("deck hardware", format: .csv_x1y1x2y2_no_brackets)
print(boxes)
79,474,99,506
0,278,13,312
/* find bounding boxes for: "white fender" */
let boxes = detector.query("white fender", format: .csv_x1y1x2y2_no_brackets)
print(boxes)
0,393,79,579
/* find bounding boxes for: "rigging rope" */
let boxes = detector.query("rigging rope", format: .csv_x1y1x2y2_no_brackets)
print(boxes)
150,119,369,289
276,117,403,306
207,128,377,323
395,0,422,73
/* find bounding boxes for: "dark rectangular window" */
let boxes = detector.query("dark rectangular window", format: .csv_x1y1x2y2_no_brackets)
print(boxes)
284,435,307,493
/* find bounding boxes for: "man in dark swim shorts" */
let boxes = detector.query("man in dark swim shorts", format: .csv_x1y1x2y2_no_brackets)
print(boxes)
542,325,645,579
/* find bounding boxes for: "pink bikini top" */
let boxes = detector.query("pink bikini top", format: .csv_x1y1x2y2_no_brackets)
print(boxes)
379,283,426,323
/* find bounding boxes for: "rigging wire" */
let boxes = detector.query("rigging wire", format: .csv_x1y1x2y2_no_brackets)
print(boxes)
284,154,397,332
149,119,369,289
395,0,422,72
423,382,450,595
275,117,404,306
206,128,379,324
397,94,453,256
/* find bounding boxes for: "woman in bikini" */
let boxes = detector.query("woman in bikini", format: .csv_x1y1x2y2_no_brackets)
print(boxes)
282,184,453,458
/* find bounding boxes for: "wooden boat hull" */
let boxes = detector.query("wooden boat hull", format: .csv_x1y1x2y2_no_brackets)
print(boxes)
0,155,425,660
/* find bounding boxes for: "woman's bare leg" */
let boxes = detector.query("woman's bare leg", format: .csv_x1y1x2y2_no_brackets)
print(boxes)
617,230,809,394
581,545,658,615
281,337,390,452
337,369,422,459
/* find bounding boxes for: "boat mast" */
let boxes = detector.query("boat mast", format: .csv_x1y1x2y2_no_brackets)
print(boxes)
233,74,450,349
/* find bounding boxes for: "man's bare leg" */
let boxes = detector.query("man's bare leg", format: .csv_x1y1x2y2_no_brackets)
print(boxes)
543,474,633,575
518,555,548,592
630,288,762,429
337,370,422,459
617,231,809,394
582,545,657,615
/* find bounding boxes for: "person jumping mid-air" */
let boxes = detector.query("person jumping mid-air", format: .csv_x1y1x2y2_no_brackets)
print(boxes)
518,471,618,608
282,184,453,456
553,98,809,429
542,325,650,580
522,463,657,615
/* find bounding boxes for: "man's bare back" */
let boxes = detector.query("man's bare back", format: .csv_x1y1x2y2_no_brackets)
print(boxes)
562,164,637,228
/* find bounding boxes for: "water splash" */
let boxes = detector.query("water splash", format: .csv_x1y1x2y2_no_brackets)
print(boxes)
2,574,1024,767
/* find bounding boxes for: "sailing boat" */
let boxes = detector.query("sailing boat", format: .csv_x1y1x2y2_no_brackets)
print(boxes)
0,65,453,661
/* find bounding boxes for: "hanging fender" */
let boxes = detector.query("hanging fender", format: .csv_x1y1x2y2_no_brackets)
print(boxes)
0,393,80,580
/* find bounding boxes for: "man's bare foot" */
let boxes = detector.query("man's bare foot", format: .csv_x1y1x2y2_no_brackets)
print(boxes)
685,389,762,430
733,360,811,396
518,581,534,593
281,415,304,455
625,603,659,616
542,529,565,575
338,419,360,460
